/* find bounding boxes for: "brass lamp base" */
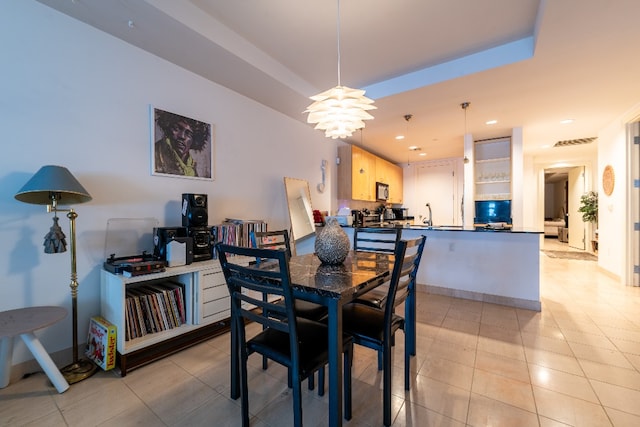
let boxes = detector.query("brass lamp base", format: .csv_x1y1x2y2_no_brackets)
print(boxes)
60,359,98,384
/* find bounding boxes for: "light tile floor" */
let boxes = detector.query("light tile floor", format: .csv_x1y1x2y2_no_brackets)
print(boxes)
2,238,640,426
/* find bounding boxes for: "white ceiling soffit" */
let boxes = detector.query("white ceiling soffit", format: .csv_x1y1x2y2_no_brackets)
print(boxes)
34,0,640,165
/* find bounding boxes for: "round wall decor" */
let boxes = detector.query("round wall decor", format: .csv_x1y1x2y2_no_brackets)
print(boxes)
602,165,615,196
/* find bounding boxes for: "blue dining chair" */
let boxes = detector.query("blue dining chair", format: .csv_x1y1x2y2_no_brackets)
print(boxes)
251,229,329,383
217,243,353,426
342,235,426,426
352,227,402,309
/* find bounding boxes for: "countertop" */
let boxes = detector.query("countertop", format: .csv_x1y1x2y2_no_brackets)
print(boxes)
350,222,542,234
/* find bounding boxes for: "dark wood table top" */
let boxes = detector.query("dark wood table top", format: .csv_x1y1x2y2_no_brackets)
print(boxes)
287,251,393,300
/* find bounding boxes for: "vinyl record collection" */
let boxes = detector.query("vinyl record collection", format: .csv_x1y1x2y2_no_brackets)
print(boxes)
124,281,186,341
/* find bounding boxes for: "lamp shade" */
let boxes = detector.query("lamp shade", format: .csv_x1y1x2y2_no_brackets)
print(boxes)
15,165,92,205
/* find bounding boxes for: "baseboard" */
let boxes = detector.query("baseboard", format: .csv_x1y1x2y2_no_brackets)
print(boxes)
5,344,79,388
417,283,541,311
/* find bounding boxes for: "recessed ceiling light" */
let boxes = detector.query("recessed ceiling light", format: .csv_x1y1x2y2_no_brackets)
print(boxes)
408,146,419,151
560,119,574,124
485,120,497,125
541,144,551,149
395,135,405,140
419,152,426,156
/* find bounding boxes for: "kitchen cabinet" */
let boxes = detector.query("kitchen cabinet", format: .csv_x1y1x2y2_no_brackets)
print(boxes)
474,137,511,201
338,145,403,203
338,145,375,201
353,145,376,201
376,156,403,204
387,161,403,204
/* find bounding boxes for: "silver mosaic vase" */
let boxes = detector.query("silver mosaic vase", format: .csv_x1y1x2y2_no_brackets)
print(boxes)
315,217,350,265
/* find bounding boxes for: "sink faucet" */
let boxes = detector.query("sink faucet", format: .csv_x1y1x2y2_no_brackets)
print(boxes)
423,203,433,226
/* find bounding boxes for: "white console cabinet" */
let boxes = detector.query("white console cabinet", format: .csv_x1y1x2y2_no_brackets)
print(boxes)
100,259,245,375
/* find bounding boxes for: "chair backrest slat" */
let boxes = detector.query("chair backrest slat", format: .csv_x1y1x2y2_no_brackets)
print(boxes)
384,236,426,319
217,243,300,356
353,227,402,254
251,229,292,257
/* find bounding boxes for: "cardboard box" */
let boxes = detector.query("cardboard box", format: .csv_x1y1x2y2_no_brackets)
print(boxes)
85,316,117,371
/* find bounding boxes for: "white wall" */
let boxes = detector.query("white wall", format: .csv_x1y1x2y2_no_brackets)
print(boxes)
0,1,337,365
597,109,635,281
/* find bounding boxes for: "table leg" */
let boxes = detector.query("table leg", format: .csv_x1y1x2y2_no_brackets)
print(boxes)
20,332,69,393
327,299,343,427
0,336,14,388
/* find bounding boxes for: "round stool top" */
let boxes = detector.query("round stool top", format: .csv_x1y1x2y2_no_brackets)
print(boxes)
0,306,67,338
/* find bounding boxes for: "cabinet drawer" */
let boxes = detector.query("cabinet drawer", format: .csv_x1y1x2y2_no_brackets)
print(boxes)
202,297,230,322
202,284,227,303
201,270,226,287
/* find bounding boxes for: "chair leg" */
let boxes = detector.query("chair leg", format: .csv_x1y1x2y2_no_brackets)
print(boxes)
383,341,392,427
240,349,250,427
308,372,315,390
344,345,353,420
262,355,268,370
318,367,325,396
404,330,410,391
292,372,303,427
377,350,383,371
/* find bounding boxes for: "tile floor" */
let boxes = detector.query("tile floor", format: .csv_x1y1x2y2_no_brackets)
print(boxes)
2,238,640,426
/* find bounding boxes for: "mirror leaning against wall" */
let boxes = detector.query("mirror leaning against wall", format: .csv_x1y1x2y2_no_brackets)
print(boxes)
284,177,315,254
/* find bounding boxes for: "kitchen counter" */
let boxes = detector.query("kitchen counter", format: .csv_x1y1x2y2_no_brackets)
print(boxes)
363,222,542,234
297,223,541,311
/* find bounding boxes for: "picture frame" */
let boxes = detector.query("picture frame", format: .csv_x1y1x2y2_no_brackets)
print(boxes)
150,106,214,180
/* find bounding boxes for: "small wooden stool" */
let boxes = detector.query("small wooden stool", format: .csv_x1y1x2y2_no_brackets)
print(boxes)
0,306,70,393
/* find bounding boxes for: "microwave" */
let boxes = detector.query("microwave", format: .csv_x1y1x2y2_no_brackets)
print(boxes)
376,182,389,201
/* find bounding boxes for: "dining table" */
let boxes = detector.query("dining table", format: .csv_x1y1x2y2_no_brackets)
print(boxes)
229,250,394,427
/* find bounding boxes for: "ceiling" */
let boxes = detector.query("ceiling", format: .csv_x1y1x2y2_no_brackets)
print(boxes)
37,0,640,164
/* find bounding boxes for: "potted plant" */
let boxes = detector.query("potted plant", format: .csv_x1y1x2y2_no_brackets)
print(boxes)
578,191,598,223
578,190,598,251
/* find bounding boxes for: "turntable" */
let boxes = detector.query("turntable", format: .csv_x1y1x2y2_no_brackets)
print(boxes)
103,218,165,276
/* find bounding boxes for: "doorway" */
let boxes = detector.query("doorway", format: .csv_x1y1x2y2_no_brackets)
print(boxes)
543,165,587,251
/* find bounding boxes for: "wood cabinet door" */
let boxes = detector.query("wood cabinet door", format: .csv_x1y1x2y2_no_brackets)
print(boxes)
352,146,376,201
388,164,403,204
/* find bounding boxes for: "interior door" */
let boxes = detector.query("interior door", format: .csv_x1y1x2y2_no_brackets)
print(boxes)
568,166,585,249
415,161,456,225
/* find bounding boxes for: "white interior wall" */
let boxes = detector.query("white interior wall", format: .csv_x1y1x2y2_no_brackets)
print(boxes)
0,1,336,364
598,110,634,281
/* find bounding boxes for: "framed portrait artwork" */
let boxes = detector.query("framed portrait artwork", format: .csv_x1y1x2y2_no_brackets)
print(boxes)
150,106,215,180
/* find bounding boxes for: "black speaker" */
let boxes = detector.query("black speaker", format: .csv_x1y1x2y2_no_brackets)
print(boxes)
182,193,208,227
187,226,212,262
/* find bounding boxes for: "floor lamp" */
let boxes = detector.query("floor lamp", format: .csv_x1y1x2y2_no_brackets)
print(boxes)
15,165,97,384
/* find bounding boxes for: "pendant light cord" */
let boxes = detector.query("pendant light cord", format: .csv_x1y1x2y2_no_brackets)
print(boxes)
336,0,341,87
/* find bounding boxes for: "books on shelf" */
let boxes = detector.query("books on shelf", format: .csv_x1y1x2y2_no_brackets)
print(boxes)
85,316,117,371
211,219,267,257
124,280,187,341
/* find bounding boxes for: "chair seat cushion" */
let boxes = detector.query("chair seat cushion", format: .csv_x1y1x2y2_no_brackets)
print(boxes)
272,299,328,321
248,318,351,377
342,303,404,343
353,289,387,309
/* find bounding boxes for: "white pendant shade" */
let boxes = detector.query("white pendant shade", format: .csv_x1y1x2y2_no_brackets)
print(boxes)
305,85,376,139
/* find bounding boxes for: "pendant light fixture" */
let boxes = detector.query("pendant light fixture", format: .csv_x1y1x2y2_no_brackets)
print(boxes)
305,0,376,139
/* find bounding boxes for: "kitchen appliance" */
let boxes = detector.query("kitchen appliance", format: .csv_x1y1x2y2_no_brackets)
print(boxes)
383,208,395,220
392,208,409,220
362,213,381,226
352,210,364,226
376,182,389,201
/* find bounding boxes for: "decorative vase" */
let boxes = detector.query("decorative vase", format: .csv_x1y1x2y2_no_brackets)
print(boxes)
315,217,350,265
